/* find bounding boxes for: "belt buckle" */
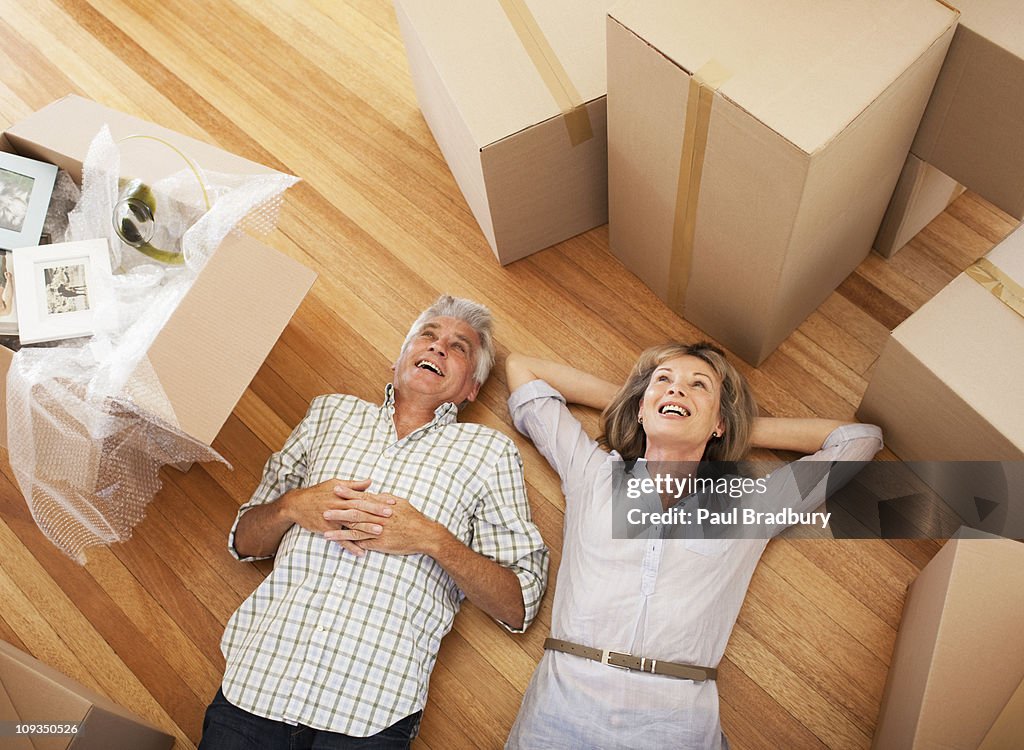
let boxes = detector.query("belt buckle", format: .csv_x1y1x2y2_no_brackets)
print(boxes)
600,649,631,671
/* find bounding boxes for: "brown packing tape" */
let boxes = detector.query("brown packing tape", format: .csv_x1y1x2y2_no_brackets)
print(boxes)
497,0,593,147
668,60,732,312
966,257,1024,318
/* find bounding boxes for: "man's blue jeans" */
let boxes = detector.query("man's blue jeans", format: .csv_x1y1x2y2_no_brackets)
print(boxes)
198,689,422,750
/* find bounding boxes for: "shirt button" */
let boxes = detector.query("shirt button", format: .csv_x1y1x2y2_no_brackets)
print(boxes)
317,625,326,632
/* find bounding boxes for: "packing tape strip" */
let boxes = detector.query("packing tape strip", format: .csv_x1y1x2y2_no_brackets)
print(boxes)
966,257,1024,318
668,60,732,313
497,0,594,146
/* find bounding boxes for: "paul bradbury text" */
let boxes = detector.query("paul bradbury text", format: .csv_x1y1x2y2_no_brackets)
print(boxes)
625,506,832,530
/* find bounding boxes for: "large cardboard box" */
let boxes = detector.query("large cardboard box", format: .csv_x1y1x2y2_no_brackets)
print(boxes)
393,0,613,264
0,640,174,750
606,0,958,365
0,96,317,449
872,534,1024,749
857,222,1024,534
873,153,964,258
912,0,1024,219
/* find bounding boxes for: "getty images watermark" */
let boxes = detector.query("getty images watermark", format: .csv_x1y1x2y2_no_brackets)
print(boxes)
610,460,1024,540
622,472,831,531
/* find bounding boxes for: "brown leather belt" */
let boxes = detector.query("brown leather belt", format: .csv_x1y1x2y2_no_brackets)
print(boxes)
544,638,717,681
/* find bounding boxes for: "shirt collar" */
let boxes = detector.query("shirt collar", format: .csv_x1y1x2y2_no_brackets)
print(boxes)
380,384,458,431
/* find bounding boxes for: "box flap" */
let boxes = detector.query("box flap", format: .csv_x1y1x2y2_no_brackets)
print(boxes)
891,224,1024,452
609,0,957,154
3,94,277,186
135,232,317,445
395,0,612,148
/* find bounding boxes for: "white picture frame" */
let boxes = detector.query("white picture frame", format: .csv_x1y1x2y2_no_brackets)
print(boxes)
12,239,113,344
0,152,58,251
0,251,17,335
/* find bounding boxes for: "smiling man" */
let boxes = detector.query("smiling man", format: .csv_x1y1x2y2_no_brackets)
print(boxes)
199,295,548,750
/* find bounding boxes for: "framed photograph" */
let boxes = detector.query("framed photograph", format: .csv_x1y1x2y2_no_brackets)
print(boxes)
12,238,112,344
0,251,16,335
0,152,58,251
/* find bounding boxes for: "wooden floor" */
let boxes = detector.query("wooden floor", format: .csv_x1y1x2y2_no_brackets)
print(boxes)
0,2,1017,748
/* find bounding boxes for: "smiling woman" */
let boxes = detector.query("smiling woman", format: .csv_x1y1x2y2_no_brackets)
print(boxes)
503,345,883,749
604,342,757,465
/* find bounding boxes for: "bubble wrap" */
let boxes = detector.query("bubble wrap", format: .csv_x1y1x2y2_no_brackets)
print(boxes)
6,126,299,563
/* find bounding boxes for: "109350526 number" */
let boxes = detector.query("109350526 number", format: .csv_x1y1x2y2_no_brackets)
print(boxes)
7,723,80,735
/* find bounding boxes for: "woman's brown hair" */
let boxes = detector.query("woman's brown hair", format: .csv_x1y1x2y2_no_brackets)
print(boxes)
600,342,757,462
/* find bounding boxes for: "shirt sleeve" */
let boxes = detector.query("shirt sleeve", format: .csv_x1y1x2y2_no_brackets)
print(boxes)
469,439,549,634
228,399,315,561
507,379,607,504
748,423,884,537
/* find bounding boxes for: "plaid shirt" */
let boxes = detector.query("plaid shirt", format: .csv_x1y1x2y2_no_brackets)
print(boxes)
220,385,548,736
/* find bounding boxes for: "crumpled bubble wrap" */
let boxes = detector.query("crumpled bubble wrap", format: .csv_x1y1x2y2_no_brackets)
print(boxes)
6,126,299,563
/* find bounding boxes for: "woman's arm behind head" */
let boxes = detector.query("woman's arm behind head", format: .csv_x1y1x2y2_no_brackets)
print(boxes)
751,417,861,455
505,353,619,410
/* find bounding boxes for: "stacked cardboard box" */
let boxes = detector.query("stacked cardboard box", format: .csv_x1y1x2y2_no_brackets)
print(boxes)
0,95,317,449
393,0,615,264
605,0,958,365
872,533,1024,749
0,640,174,749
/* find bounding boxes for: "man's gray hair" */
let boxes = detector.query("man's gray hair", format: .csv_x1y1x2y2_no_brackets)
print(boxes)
399,295,496,385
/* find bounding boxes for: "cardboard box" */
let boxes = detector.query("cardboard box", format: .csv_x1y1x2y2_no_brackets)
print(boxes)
856,222,1024,456
873,153,964,258
871,534,1024,749
0,96,317,448
393,0,613,264
857,222,1024,534
912,0,1024,219
0,640,174,750
606,0,958,365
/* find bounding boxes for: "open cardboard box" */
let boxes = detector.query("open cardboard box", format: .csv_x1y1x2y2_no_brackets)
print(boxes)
912,0,1024,219
0,639,174,750
605,0,957,365
0,95,317,450
872,532,1024,749
393,0,614,264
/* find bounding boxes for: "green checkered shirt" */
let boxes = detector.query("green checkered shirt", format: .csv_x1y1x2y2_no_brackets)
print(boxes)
221,385,548,736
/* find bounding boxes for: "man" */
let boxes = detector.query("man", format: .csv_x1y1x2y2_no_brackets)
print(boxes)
200,295,548,749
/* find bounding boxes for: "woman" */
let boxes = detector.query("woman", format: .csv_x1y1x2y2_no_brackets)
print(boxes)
505,342,882,749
